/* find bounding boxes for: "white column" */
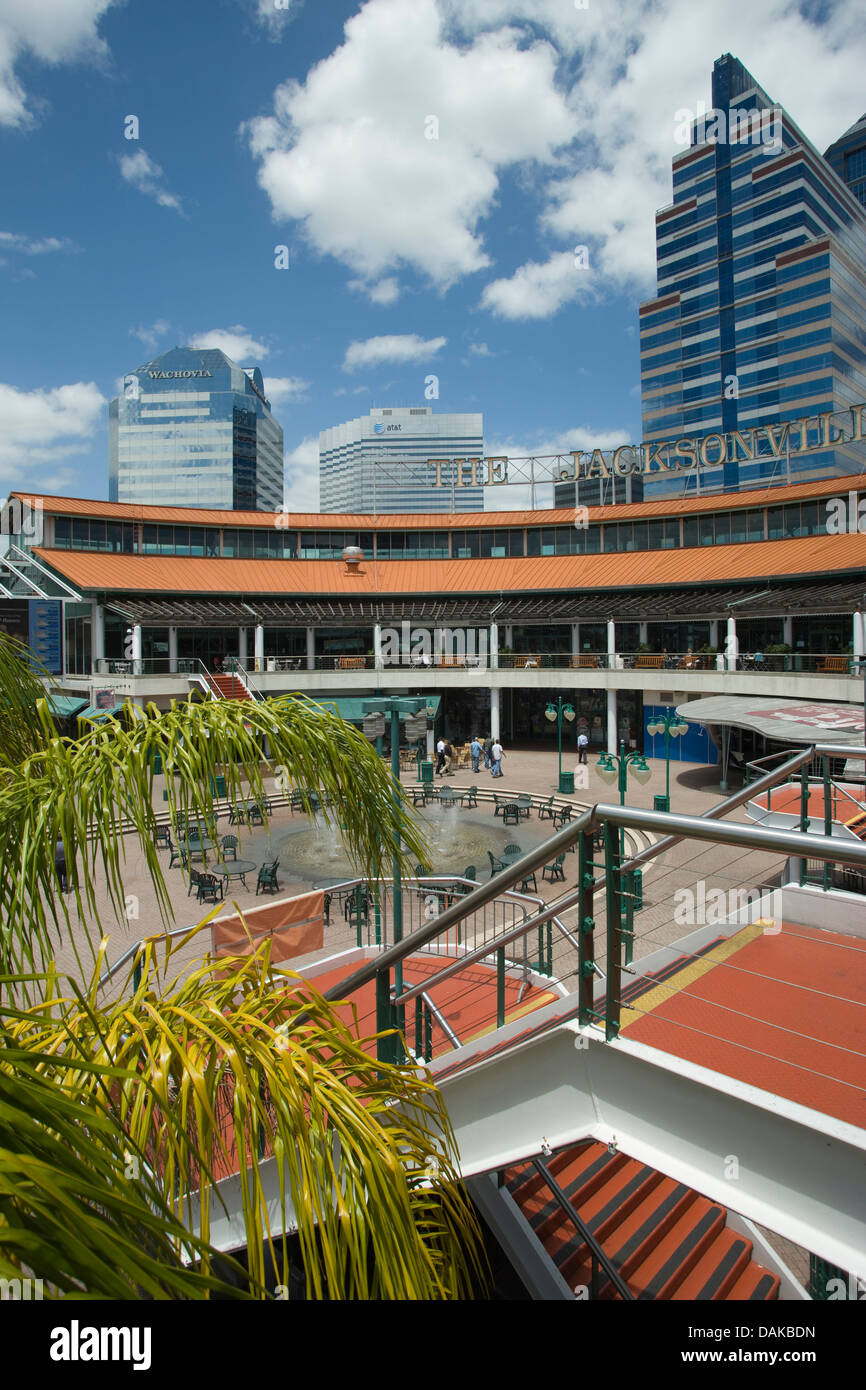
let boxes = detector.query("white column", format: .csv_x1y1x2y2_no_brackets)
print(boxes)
709,620,718,648
726,616,737,672
607,689,617,755
91,601,105,670
571,623,580,662
504,624,513,648
168,625,178,674
254,624,264,672
490,622,499,671
783,616,793,649
306,626,315,671
131,623,142,677
426,726,434,758
607,618,616,670
854,612,865,664
238,627,248,666
374,622,383,671
490,687,500,741
639,621,648,645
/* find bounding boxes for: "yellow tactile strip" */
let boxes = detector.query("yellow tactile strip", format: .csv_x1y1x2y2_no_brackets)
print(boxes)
621,925,764,1031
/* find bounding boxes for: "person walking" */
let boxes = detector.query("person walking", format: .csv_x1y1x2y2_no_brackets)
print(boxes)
491,739,504,777
577,731,589,764
470,736,482,773
483,735,493,770
444,739,454,775
435,737,447,775
55,837,68,893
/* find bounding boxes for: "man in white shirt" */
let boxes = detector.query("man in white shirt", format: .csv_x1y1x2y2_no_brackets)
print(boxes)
577,731,589,764
435,737,447,775
491,740,504,777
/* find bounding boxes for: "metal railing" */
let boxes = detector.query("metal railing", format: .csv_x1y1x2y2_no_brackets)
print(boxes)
530,1156,634,1300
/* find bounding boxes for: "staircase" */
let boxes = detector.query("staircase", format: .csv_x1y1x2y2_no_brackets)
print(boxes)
210,672,254,701
844,810,866,841
504,1141,780,1300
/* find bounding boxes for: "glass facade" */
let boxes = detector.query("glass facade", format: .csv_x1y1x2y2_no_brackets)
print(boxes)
824,114,866,212
319,407,485,514
108,347,284,511
640,54,866,496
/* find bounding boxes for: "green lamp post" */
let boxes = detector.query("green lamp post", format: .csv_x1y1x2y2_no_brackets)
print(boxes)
645,708,689,812
595,741,652,856
545,699,576,793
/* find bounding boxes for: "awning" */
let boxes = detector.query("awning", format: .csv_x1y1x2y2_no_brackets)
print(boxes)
77,703,127,722
46,694,89,718
677,695,865,745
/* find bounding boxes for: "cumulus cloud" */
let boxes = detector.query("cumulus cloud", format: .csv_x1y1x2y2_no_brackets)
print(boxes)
342,333,446,372
118,150,184,214
282,435,319,511
445,0,866,304
130,319,171,351
480,251,595,320
254,0,300,38
262,375,310,404
188,326,269,361
0,0,116,128
243,0,576,289
0,230,78,256
349,276,401,305
0,380,106,491
482,424,631,509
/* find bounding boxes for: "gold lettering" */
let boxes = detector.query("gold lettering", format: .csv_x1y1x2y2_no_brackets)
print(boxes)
699,434,727,466
586,449,609,479
641,442,672,472
486,457,508,485
612,446,637,475
431,458,447,487
729,430,756,461
818,412,843,447
762,423,791,458
674,437,697,468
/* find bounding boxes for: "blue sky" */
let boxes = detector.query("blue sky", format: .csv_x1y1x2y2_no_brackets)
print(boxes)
1,0,864,511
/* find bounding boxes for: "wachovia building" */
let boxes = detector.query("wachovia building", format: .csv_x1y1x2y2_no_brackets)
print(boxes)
109,346,284,512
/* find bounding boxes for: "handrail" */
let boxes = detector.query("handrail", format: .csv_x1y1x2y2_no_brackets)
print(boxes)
530,1156,634,1300
413,988,462,1050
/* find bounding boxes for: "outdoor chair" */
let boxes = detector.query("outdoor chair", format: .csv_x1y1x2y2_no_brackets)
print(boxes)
463,786,478,808
542,854,566,883
154,824,171,849
502,803,520,826
168,841,188,871
346,887,372,930
290,789,305,813
221,834,239,861
503,843,522,857
188,867,202,897
410,786,426,806
227,805,242,826
538,795,556,820
487,850,502,879
248,804,264,827
519,870,538,893
197,873,224,905
256,859,280,895
462,866,477,886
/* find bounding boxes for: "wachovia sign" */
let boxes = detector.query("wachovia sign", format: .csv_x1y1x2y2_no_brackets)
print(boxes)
429,403,866,490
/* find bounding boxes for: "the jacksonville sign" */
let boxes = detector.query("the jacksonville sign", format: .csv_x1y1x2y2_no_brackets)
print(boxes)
429,404,866,489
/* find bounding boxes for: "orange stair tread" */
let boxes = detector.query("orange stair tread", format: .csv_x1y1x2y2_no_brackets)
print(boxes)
625,1204,727,1298
726,1264,780,1300
673,1230,753,1300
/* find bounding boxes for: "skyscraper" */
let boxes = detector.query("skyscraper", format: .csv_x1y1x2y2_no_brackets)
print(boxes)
640,54,866,495
824,113,866,212
319,407,485,513
109,346,284,510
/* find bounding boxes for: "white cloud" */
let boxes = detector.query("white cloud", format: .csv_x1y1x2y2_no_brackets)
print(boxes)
130,319,171,351
282,435,319,511
480,251,595,320
0,0,116,128
342,333,446,373
0,380,106,491
468,341,493,357
482,424,631,509
349,276,401,305
262,375,310,405
243,0,576,289
188,326,269,361
255,0,300,38
0,231,77,256
118,149,184,214
447,0,866,296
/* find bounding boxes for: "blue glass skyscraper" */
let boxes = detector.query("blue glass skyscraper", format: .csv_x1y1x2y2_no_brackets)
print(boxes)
109,346,284,510
640,54,866,495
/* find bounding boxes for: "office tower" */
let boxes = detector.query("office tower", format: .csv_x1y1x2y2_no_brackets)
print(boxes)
553,474,644,509
640,54,866,495
319,407,485,513
824,113,866,212
109,346,284,510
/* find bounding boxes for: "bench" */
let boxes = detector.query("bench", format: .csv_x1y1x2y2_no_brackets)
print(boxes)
634,654,664,669
337,656,366,670
816,655,849,674
570,654,598,669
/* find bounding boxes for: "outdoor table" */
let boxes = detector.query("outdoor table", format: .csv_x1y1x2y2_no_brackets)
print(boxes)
221,858,258,889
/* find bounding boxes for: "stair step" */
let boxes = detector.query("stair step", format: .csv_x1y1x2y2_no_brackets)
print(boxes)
629,1202,727,1300
561,1178,699,1290
726,1264,781,1300
673,1230,753,1300
543,1160,665,1270
524,1152,636,1242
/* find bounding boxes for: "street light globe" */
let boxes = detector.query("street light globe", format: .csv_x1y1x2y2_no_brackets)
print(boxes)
675,719,690,736
597,756,616,784
647,719,662,736
631,756,652,785
544,703,557,722
563,704,576,722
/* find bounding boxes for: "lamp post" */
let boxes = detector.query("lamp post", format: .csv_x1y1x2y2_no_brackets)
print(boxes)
595,742,652,856
645,707,689,812
545,698,576,793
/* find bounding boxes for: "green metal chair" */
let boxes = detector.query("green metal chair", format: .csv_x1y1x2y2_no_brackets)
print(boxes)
487,850,502,880
519,870,538,893
503,843,522,857
538,795,556,820
197,872,225,905
221,834,239,861
502,803,520,826
256,858,280,895
154,824,171,849
463,786,478,808
542,854,566,883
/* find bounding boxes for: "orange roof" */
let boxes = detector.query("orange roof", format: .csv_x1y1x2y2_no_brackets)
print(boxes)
34,532,866,597
13,472,866,531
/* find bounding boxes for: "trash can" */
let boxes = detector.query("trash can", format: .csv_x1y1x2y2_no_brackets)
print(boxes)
211,774,227,798
631,867,643,912
152,752,163,775
420,760,434,785
558,770,575,794
653,793,670,813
